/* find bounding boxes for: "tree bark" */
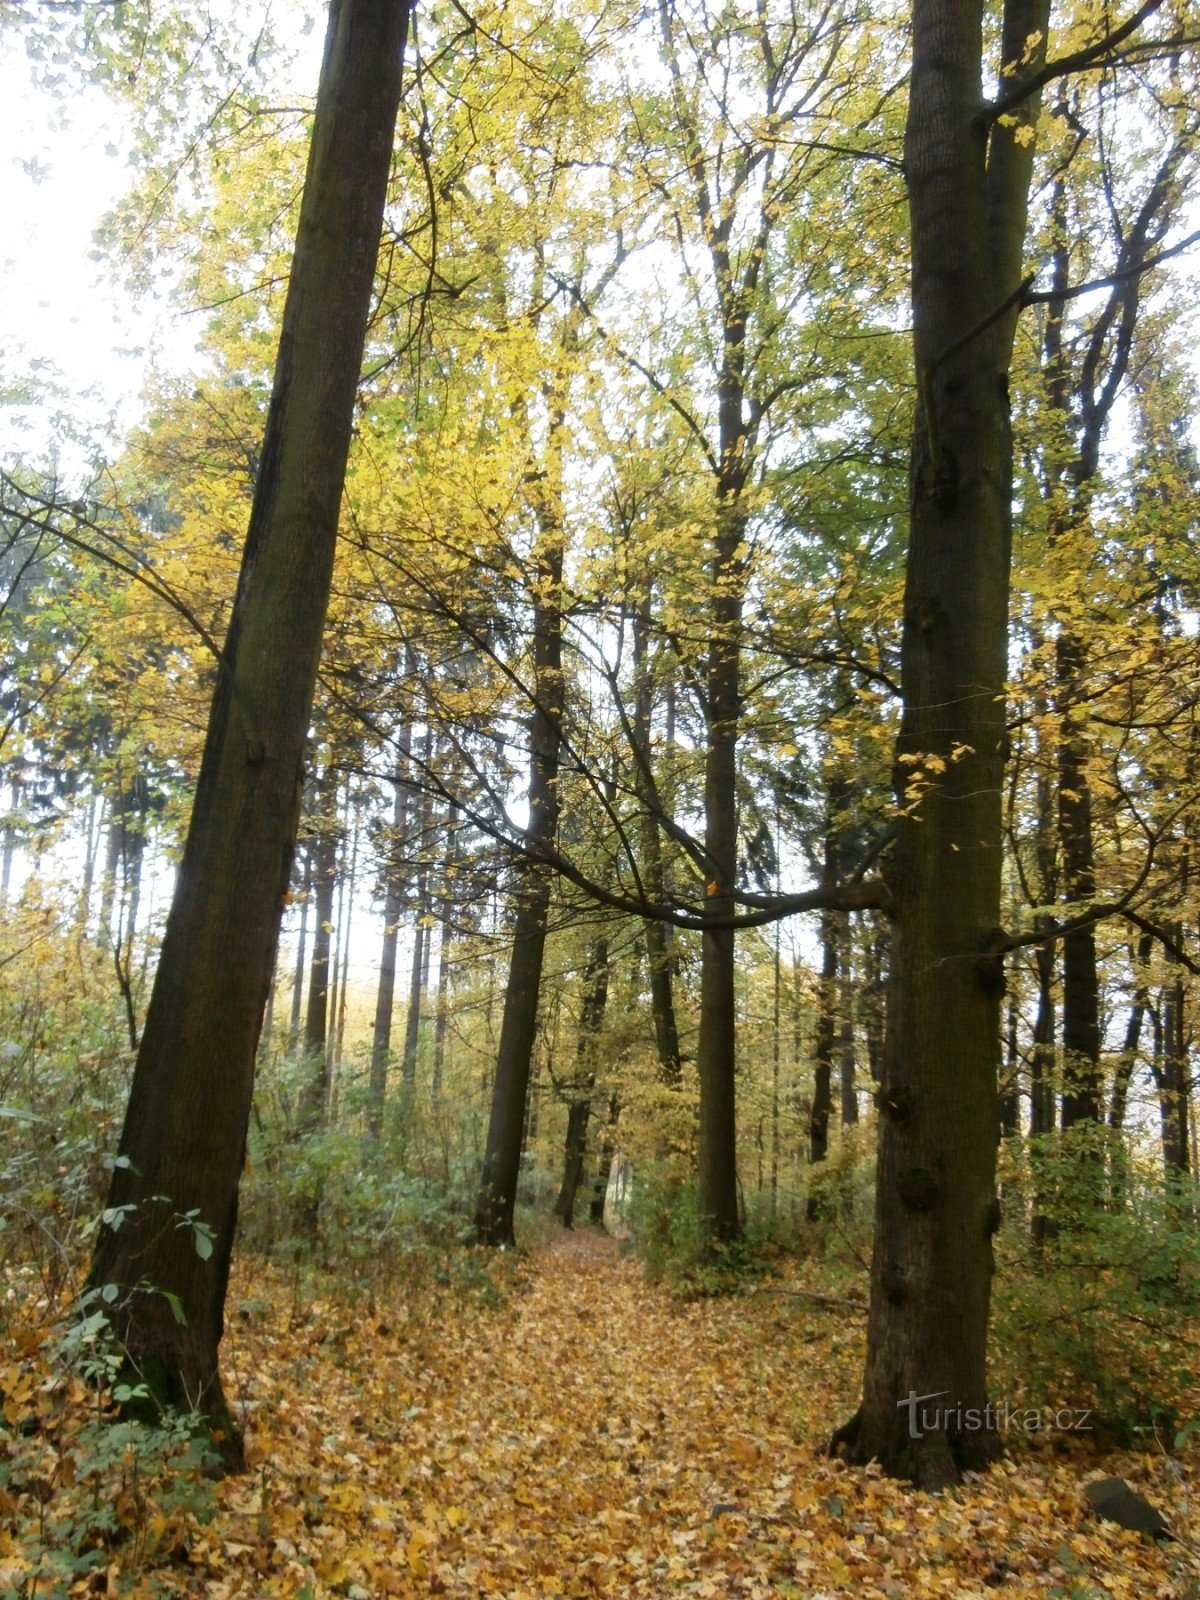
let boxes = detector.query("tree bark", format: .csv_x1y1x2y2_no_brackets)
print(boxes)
843,0,1049,1488
401,728,434,1090
806,904,838,1222
368,694,414,1136
631,591,683,1085
590,1094,620,1226
431,814,460,1104
86,0,410,1467
1159,968,1190,1182
554,937,610,1228
288,847,312,1041
475,372,567,1245
302,765,339,1125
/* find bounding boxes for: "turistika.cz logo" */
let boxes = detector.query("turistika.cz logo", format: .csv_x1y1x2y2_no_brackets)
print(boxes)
898,1391,1093,1440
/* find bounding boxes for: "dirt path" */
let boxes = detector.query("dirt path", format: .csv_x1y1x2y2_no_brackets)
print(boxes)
199,1231,1180,1598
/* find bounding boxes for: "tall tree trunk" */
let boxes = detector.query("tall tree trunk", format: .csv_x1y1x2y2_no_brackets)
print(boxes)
330,798,359,1114
288,848,313,1041
302,768,339,1125
590,1094,620,1226
401,729,434,1090
74,791,100,935
475,365,568,1245
0,778,18,899
1159,968,1190,1182
631,591,683,1085
695,483,747,1244
999,988,1019,1136
862,925,887,1087
431,815,459,1104
807,904,838,1222
770,918,782,1217
1108,933,1152,1206
555,937,610,1228
843,0,1049,1488
1044,132,1187,1137
1029,939,1057,1250
1056,632,1102,1129
86,0,410,1466
368,699,414,1136
839,921,859,1128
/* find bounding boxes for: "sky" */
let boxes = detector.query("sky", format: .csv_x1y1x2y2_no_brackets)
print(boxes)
0,0,322,473
0,43,153,465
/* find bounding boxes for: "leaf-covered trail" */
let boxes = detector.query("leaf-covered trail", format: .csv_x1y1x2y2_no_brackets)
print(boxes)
200,1231,1187,1597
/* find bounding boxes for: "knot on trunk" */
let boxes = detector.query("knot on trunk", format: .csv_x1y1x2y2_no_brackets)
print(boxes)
897,1167,938,1212
877,1085,912,1123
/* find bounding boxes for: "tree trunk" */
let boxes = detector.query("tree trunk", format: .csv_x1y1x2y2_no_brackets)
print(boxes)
431,817,459,1104
555,937,610,1228
368,699,414,1136
1159,970,1190,1182
1057,630,1102,1129
475,386,566,1245
86,0,410,1467
806,905,837,1222
401,729,434,1091
631,591,683,1085
843,0,1048,1488
999,987,1019,1136
589,1094,620,1226
302,768,339,1125
839,921,859,1128
329,798,359,1113
288,848,312,1040
1029,939,1057,1250
1109,933,1153,1207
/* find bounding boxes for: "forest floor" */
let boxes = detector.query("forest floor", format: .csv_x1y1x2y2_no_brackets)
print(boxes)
4,1228,1200,1598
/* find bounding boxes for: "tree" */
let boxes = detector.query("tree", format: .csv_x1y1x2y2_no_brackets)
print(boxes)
87,0,410,1465
839,0,1193,1488
839,0,1052,1488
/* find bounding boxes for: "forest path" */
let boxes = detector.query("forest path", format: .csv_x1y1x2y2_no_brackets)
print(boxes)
202,1230,1175,1598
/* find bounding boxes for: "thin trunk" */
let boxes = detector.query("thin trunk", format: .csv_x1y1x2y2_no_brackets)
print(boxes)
288,850,312,1040
1109,933,1152,1207
694,494,745,1246
475,342,569,1245
770,919,781,1217
98,793,118,934
431,819,459,1103
999,987,1019,1136
590,1095,620,1226
807,905,837,1222
74,792,100,934
1029,940,1057,1250
862,926,887,1086
401,730,434,1090
330,799,359,1115
87,0,410,1465
368,701,414,1137
839,921,859,1128
555,937,609,1228
632,591,683,1085
302,770,339,1125
1160,970,1190,1181
0,779,18,898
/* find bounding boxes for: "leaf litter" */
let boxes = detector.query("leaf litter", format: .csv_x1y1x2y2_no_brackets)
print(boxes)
3,1230,1199,1597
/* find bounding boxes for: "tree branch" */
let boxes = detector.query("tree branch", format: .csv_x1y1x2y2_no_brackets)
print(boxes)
985,1,1167,123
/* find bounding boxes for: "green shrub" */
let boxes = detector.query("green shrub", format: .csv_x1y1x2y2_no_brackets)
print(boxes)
992,1133,1200,1442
